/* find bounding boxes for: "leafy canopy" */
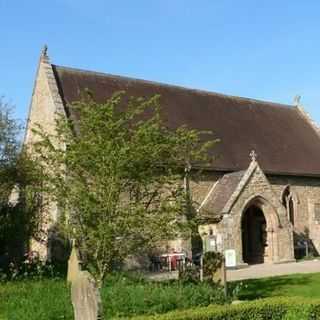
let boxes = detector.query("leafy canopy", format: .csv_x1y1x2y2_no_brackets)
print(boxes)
0,98,21,203
34,92,217,282
0,98,44,261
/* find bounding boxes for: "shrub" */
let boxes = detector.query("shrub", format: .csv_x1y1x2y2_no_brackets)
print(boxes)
127,297,320,320
179,265,200,284
0,251,65,281
179,252,224,284
102,273,227,317
203,251,223,281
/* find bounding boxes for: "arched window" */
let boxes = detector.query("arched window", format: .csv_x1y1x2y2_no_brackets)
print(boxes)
288,197,295,226
282,186,296,226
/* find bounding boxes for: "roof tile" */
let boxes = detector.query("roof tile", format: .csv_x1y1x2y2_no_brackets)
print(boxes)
52,65,320,176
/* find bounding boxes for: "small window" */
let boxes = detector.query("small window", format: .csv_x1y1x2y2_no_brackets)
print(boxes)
282,186,295,226
314,203,320,223
288,197,294,225
282,186,290,206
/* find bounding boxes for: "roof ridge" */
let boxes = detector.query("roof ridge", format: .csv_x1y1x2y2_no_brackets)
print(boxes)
52,64,294,110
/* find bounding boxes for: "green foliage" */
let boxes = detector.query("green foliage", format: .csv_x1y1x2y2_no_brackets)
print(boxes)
0,98,21,205
229,281,246,300
4,273,320,319
0,276,227,319
33,92,217,282
0,99,45,263
0,252,65,281
179,265,200,284
231,272,320,300
203,251,223,280
178,252,224,286
0,153,46,258
0,98,21,168
0,279,73,320
103,274,226,318
129,297,320,320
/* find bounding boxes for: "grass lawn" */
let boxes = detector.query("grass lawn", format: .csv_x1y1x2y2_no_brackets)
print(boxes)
0,275,226,320
235,272,320,300
0,279,73,320
2,272,320,319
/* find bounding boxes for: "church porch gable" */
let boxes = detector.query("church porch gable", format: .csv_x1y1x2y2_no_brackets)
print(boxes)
199,154,295,267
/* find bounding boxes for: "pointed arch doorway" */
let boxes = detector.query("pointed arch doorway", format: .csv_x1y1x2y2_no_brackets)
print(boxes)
241,205,267,264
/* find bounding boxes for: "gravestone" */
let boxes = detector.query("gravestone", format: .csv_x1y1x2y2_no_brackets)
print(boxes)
67,243,82,283
67,242,103,319
71,270,102,320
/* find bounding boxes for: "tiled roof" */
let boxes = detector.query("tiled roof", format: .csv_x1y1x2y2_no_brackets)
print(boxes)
52,64,320,177
199,171,245,218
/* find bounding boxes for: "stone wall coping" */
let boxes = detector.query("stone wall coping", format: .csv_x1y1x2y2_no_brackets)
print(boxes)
222,160,258,214
297,105,320,139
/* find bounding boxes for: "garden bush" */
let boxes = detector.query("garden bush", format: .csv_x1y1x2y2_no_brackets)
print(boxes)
128,297,320,320
179,265,200,284
103,273,227,317
0,251,66,281
179,252,224,284
203,251,223,281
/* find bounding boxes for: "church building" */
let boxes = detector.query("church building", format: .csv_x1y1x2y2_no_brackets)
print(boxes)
25,47,320,267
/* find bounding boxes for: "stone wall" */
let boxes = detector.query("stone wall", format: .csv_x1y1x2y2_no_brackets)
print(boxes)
268,175,320,254
24,54,320,265
24,53,66,259
195,164,294,265
220,165,294,265
25,55,65,147
194,166,320,266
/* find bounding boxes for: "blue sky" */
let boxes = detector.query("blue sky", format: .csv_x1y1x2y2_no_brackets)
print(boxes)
2,0,320,124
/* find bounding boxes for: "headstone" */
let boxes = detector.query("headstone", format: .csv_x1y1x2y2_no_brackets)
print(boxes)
67,242,81,283
71,271,102,320
67,242,103,319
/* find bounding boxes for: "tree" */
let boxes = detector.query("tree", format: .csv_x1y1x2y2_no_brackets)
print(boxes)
0,98,21,204
0,98,44,263
34,92,217,284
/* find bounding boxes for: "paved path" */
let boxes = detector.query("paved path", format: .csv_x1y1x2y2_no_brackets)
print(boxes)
227,259,320,282
146,259,320,282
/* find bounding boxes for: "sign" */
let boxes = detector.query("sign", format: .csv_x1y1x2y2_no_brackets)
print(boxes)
209,239,216,247
225,249,236,267
206,238,216,252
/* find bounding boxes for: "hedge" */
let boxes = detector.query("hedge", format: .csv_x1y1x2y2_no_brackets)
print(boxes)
125,297,320,320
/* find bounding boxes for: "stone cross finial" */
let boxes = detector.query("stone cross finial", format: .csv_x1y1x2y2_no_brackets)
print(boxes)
293,95,301,106
41,44,48,57
250,150,257,162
